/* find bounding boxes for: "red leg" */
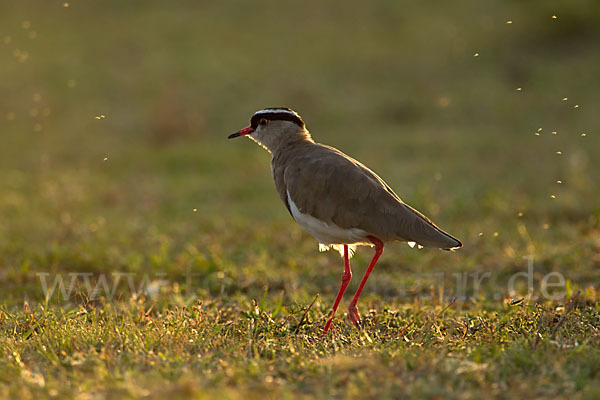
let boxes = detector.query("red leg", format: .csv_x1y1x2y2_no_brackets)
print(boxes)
348,236,384,329
323,245,352,334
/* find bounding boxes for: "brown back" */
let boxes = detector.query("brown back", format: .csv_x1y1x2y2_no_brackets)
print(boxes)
272,140,461,250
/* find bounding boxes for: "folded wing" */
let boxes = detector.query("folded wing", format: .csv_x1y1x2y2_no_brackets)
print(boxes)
283,144,462,250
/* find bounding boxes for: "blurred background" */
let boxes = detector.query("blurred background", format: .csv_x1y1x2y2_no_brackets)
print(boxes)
1,0,599,306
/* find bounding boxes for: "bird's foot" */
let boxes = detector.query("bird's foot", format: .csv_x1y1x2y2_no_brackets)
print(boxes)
348,303,362,330
323,317,334,335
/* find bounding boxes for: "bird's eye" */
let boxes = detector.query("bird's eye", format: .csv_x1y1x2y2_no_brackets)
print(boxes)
259,118,269,126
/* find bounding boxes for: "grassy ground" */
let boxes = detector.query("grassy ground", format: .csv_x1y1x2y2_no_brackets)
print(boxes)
1,1,600,398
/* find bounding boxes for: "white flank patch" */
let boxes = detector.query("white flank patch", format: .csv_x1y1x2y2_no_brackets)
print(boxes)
287,191,369,258
407,241,423,249
319,243,357,257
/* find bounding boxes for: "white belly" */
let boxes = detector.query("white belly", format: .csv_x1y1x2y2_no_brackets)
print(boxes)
287,192,370,255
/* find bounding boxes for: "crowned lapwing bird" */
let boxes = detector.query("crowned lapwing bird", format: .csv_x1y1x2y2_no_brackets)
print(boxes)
228,108,462,334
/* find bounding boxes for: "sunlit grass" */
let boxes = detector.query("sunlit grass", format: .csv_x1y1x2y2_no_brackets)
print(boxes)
1,0,599,398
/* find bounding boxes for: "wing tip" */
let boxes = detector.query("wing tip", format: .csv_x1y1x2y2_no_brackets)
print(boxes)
442,237,463,251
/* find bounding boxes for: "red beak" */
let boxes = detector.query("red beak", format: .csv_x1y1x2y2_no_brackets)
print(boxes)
228,125,254,139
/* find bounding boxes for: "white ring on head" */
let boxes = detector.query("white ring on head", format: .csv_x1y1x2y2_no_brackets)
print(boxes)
254,108,299,117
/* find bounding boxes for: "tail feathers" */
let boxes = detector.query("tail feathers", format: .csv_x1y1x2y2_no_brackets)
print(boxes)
415,227,462,251
440,234,462,251
400,203,462,251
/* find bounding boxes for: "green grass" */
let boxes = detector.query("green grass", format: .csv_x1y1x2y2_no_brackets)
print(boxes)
1,0,600,398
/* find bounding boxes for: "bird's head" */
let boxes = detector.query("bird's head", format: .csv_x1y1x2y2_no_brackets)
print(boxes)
228,108,310,152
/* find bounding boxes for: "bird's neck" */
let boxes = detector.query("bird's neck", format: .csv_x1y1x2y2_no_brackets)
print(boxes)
266,129,314,156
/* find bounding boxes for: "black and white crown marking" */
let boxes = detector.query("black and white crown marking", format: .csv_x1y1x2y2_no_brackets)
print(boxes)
250,107,305,129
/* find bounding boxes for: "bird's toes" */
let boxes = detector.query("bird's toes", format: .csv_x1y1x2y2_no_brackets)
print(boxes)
323,318,334,335
348,305,362,330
